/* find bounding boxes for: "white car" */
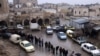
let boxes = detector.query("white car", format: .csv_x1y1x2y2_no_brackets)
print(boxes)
19,40,35,52
46,26,53,35
81,43,100,56
17,24,24,29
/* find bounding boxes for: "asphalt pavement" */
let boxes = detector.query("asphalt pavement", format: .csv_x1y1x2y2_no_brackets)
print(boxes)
24,29,90,56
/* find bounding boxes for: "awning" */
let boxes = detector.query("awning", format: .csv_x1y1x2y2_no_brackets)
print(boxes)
73,19,89,24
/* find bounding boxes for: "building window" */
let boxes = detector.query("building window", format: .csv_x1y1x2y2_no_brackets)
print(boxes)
84,11,87,14
99,8,100,11
75,11,76,14
79,11,81,14
0,3,1,8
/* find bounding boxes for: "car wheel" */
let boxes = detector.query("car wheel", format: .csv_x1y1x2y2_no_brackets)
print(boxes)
81,48,84,51
90,53,93,56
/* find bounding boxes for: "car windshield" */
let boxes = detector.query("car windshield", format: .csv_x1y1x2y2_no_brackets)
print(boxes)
60,33,65,36
47,28,52,31
24,43,31,47
90,46,96,50
78,37,86,40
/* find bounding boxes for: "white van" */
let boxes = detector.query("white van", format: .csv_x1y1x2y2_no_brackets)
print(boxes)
30,23,41,30
9,34,21,44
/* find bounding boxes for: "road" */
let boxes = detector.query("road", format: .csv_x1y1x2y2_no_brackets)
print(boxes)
24,30,90,56
22,19,90,56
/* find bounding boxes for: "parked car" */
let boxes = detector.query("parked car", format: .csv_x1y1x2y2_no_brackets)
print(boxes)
57,32,67,40
9,34,21,44
17,24,24,29
30,23,41,31
56,19,60,25
66,30,74,38
72,36,87,44
1,32,12,39
67,30,87,44
54,26,66,32
0,26,8,30
52,25,59,31
19,40,35,52
46,26,53,35
81,43,100,56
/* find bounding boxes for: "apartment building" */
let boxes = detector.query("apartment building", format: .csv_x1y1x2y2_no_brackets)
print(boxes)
73,6,89,17
89,5,100,17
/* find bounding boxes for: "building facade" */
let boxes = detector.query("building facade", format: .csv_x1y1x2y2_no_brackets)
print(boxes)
0,0,9,20
89,5,100,17
73,7,89,17
0,0,9,13
39,3,57,9
13,0,38,6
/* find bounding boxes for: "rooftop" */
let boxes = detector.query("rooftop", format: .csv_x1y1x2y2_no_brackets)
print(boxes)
73,18,89,24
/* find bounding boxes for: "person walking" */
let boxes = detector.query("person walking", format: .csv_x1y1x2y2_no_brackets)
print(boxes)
56,46,59,55
59,47,63,56
50,44,53,52
45,41,48,50
30,34,33,44
35,36,38,45
52,47,55,55
26,34,30,41
65,50,68,56
62,48,65,56
41,39,44,48
48,42,51,51
38,38,41,47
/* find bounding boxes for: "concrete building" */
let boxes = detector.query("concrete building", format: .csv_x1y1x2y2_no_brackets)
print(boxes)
0,0,9,20
13,0,38,6
73,7,89,17
89,5,100,17
0,0,9,13
57,6,73,18
40,3,57,9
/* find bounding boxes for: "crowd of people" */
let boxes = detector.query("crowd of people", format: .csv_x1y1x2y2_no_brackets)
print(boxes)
12,30,82,56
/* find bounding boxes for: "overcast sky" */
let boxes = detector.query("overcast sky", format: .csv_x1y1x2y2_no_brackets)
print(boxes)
8,0,100,5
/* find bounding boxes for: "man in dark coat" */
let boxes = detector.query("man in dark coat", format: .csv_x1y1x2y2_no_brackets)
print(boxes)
30,34,33,43
65,50,68,56
41,39,44,48
45,41,48,50
59,47,63,56
56,46,59,54
35,36,38,45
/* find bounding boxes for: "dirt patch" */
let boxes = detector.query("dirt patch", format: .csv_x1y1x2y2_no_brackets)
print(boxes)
0,39,21,56
0,45,10,56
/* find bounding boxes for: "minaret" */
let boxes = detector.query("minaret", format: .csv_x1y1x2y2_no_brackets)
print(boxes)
0,0,9,14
